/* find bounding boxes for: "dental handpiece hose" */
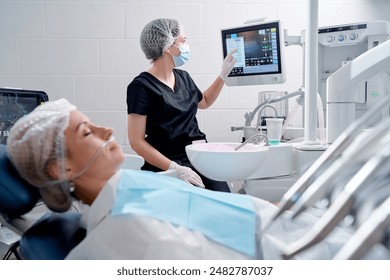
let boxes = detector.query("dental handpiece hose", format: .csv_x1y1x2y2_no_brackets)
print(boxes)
333,196,390,260
262,131,351,231
282,141,390,259
289,119,390,220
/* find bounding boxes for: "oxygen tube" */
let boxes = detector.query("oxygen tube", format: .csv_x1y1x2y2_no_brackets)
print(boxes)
71,136,116,180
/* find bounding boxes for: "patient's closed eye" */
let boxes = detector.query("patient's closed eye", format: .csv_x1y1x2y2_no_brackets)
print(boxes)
84,130,92,137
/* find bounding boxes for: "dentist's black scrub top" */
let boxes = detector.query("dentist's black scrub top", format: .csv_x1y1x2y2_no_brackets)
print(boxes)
127,69,206,171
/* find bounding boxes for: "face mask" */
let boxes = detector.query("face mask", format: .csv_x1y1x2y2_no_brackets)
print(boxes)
171,44,190,67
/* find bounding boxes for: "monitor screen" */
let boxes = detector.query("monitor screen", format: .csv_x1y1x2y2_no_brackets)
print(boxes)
221,20,286,86
0,88,48,144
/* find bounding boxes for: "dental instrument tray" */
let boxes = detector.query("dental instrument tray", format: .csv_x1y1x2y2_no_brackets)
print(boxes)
0,88,49,145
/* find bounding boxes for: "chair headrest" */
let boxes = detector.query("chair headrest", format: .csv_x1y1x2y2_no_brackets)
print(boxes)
0,144,40,218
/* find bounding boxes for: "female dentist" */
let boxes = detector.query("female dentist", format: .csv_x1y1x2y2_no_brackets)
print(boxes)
126,18,236,192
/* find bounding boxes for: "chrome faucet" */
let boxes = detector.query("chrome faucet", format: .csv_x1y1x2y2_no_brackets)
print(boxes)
256,104,278,131
234,133,269,151
243,104,278,143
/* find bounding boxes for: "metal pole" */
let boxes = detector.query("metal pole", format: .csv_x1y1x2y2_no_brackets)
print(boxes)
304,0,319,143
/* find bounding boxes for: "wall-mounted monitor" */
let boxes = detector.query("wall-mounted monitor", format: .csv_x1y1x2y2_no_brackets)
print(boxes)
0,88,48,145
221,20,286,86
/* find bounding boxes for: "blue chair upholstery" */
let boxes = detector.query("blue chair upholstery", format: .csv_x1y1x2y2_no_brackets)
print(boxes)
0,144,86,259
19,211,86,260
0,144,40,218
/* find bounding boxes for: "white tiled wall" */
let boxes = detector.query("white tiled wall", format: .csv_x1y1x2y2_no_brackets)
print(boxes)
1,0,389,152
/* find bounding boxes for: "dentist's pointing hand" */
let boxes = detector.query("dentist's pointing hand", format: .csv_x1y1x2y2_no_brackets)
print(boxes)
220,49,237,82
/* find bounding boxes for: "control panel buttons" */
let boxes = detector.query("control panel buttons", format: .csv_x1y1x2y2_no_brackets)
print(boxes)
349,33,357,40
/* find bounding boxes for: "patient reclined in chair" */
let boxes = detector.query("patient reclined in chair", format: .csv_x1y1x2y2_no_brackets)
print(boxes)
4,98,390,260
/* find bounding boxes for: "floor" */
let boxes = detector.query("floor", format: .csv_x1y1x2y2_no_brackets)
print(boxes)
0,226,20,259
0,241,8,254
0,203,50,260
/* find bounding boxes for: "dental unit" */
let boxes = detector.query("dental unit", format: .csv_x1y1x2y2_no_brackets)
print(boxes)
265,0,390,258
216,0,390,259
266,37,390,226
236,11,390,202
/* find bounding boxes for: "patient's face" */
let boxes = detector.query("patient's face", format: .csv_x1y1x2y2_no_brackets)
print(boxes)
64,110,124,184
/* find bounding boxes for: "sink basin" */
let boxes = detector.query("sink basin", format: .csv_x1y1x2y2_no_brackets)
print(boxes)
185,142,268,181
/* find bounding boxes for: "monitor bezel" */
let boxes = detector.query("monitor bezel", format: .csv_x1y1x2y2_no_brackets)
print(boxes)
221,20,286,86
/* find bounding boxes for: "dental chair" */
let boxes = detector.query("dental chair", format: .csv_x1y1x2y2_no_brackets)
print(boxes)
0,88,87,259
0,144,86,259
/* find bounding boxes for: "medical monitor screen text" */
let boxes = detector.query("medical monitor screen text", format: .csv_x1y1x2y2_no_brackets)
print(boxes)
222,21,282,78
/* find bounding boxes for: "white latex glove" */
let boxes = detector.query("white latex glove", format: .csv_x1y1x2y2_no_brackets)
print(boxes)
168,161,205,188
220,49,237,81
